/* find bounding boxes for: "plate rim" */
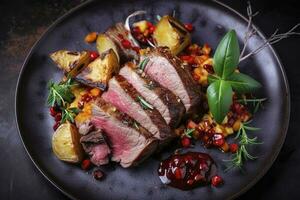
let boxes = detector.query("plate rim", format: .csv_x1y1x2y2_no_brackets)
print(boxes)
14,0,291,199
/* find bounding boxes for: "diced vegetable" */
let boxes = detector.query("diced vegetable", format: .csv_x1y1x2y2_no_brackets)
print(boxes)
52,122,84,163
153,15,191,55
50,50,90,77
76,49,119,90
96,33,120,61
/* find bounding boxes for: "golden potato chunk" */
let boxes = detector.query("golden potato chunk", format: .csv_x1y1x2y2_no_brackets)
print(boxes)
153,15,191,55
96,34,120,62
76,49,119,90
50,50,90,77
52,122,84,163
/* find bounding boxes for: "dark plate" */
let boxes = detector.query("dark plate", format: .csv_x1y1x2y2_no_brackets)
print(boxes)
15,0,290,199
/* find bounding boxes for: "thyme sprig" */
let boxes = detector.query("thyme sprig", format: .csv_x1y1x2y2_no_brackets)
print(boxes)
224,121,262,170
61,107,80,123
47,78,77,107
184,128,195,138
237,97,267,113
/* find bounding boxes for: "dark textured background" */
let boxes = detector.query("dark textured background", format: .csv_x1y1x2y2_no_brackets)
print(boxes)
0,0,299,199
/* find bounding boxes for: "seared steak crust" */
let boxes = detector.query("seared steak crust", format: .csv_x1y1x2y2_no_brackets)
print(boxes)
144,47,202,114
119,64,185,128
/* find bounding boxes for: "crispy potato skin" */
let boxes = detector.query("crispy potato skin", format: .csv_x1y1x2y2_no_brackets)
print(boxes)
52,122,84,163
153,16,191,55
96,34,120,62
76,49,119,90
50,50,90,77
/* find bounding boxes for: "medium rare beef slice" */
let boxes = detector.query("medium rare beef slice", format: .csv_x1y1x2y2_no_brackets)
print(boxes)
102,75,174,140
144,47,201,114
91,99,158,167
119,63,185,128
80,129,111,166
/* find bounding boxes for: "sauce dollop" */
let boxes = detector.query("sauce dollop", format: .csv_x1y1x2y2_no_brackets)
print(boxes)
158,152,216,190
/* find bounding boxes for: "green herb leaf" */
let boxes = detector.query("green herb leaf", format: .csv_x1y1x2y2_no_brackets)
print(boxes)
207,80,233,123
226,72,261,93
184,128,195,138
213,30,240,78
47,79,76,107
61,107,80,123
137,96,153,110
207,74,220,84
139,58,150,71
224,122,262,170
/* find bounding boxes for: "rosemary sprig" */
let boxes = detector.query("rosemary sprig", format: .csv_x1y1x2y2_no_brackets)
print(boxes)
47,78,76,107
224,121,262,170
61,107,80,123
137,96,153,110
133,121,140,130
139,58,150,71
237,97,266,113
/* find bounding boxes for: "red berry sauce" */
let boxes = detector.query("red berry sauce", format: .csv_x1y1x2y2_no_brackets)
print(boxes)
158,152,217,190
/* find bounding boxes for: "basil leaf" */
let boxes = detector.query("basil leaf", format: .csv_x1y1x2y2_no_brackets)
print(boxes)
207,80,233,123
226,72,261,93
213,30,240,78
208,74,220,84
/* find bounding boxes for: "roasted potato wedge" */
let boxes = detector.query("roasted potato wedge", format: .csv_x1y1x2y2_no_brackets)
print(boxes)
96,33,120,62
153,15,191,55
52,122,84,163
50,50,90,77
76,49,119,90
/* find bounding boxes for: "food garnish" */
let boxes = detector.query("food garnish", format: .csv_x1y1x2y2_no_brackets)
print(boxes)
224,121,261,170
207,30,261,124
47,78,76,107
137,96,153,110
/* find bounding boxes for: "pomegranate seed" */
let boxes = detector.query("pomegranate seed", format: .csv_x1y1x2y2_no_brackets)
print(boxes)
132,27,141,34
132,46,140,54
203,64,214,73
229,143,239,153
117,34,124,40
53,121,60,131
50,107,57,117
121,39,132,49
90,51,99,61
147,21,153,28
181,136,191,148
93,169,104,180
184,23,194,32
81,159,91,170
211,175,223,187
174,168,182,179
148,25,155,34
213,134,225,147
54,112,62,122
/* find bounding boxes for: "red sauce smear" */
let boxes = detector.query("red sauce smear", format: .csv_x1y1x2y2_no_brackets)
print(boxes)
158,152,217,190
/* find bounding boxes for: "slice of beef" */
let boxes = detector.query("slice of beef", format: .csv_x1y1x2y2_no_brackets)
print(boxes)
119,63,185,128
91,99,158,167
105,23,139,63
144,47,202,114
80,129,111,166
102,75,174,140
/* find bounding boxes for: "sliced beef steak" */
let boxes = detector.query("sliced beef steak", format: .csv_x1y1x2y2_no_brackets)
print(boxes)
91,99,158,168
80,129,111,166
105,23,139,63
119,63,185,128
102,75,174,140
144,47,202,114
